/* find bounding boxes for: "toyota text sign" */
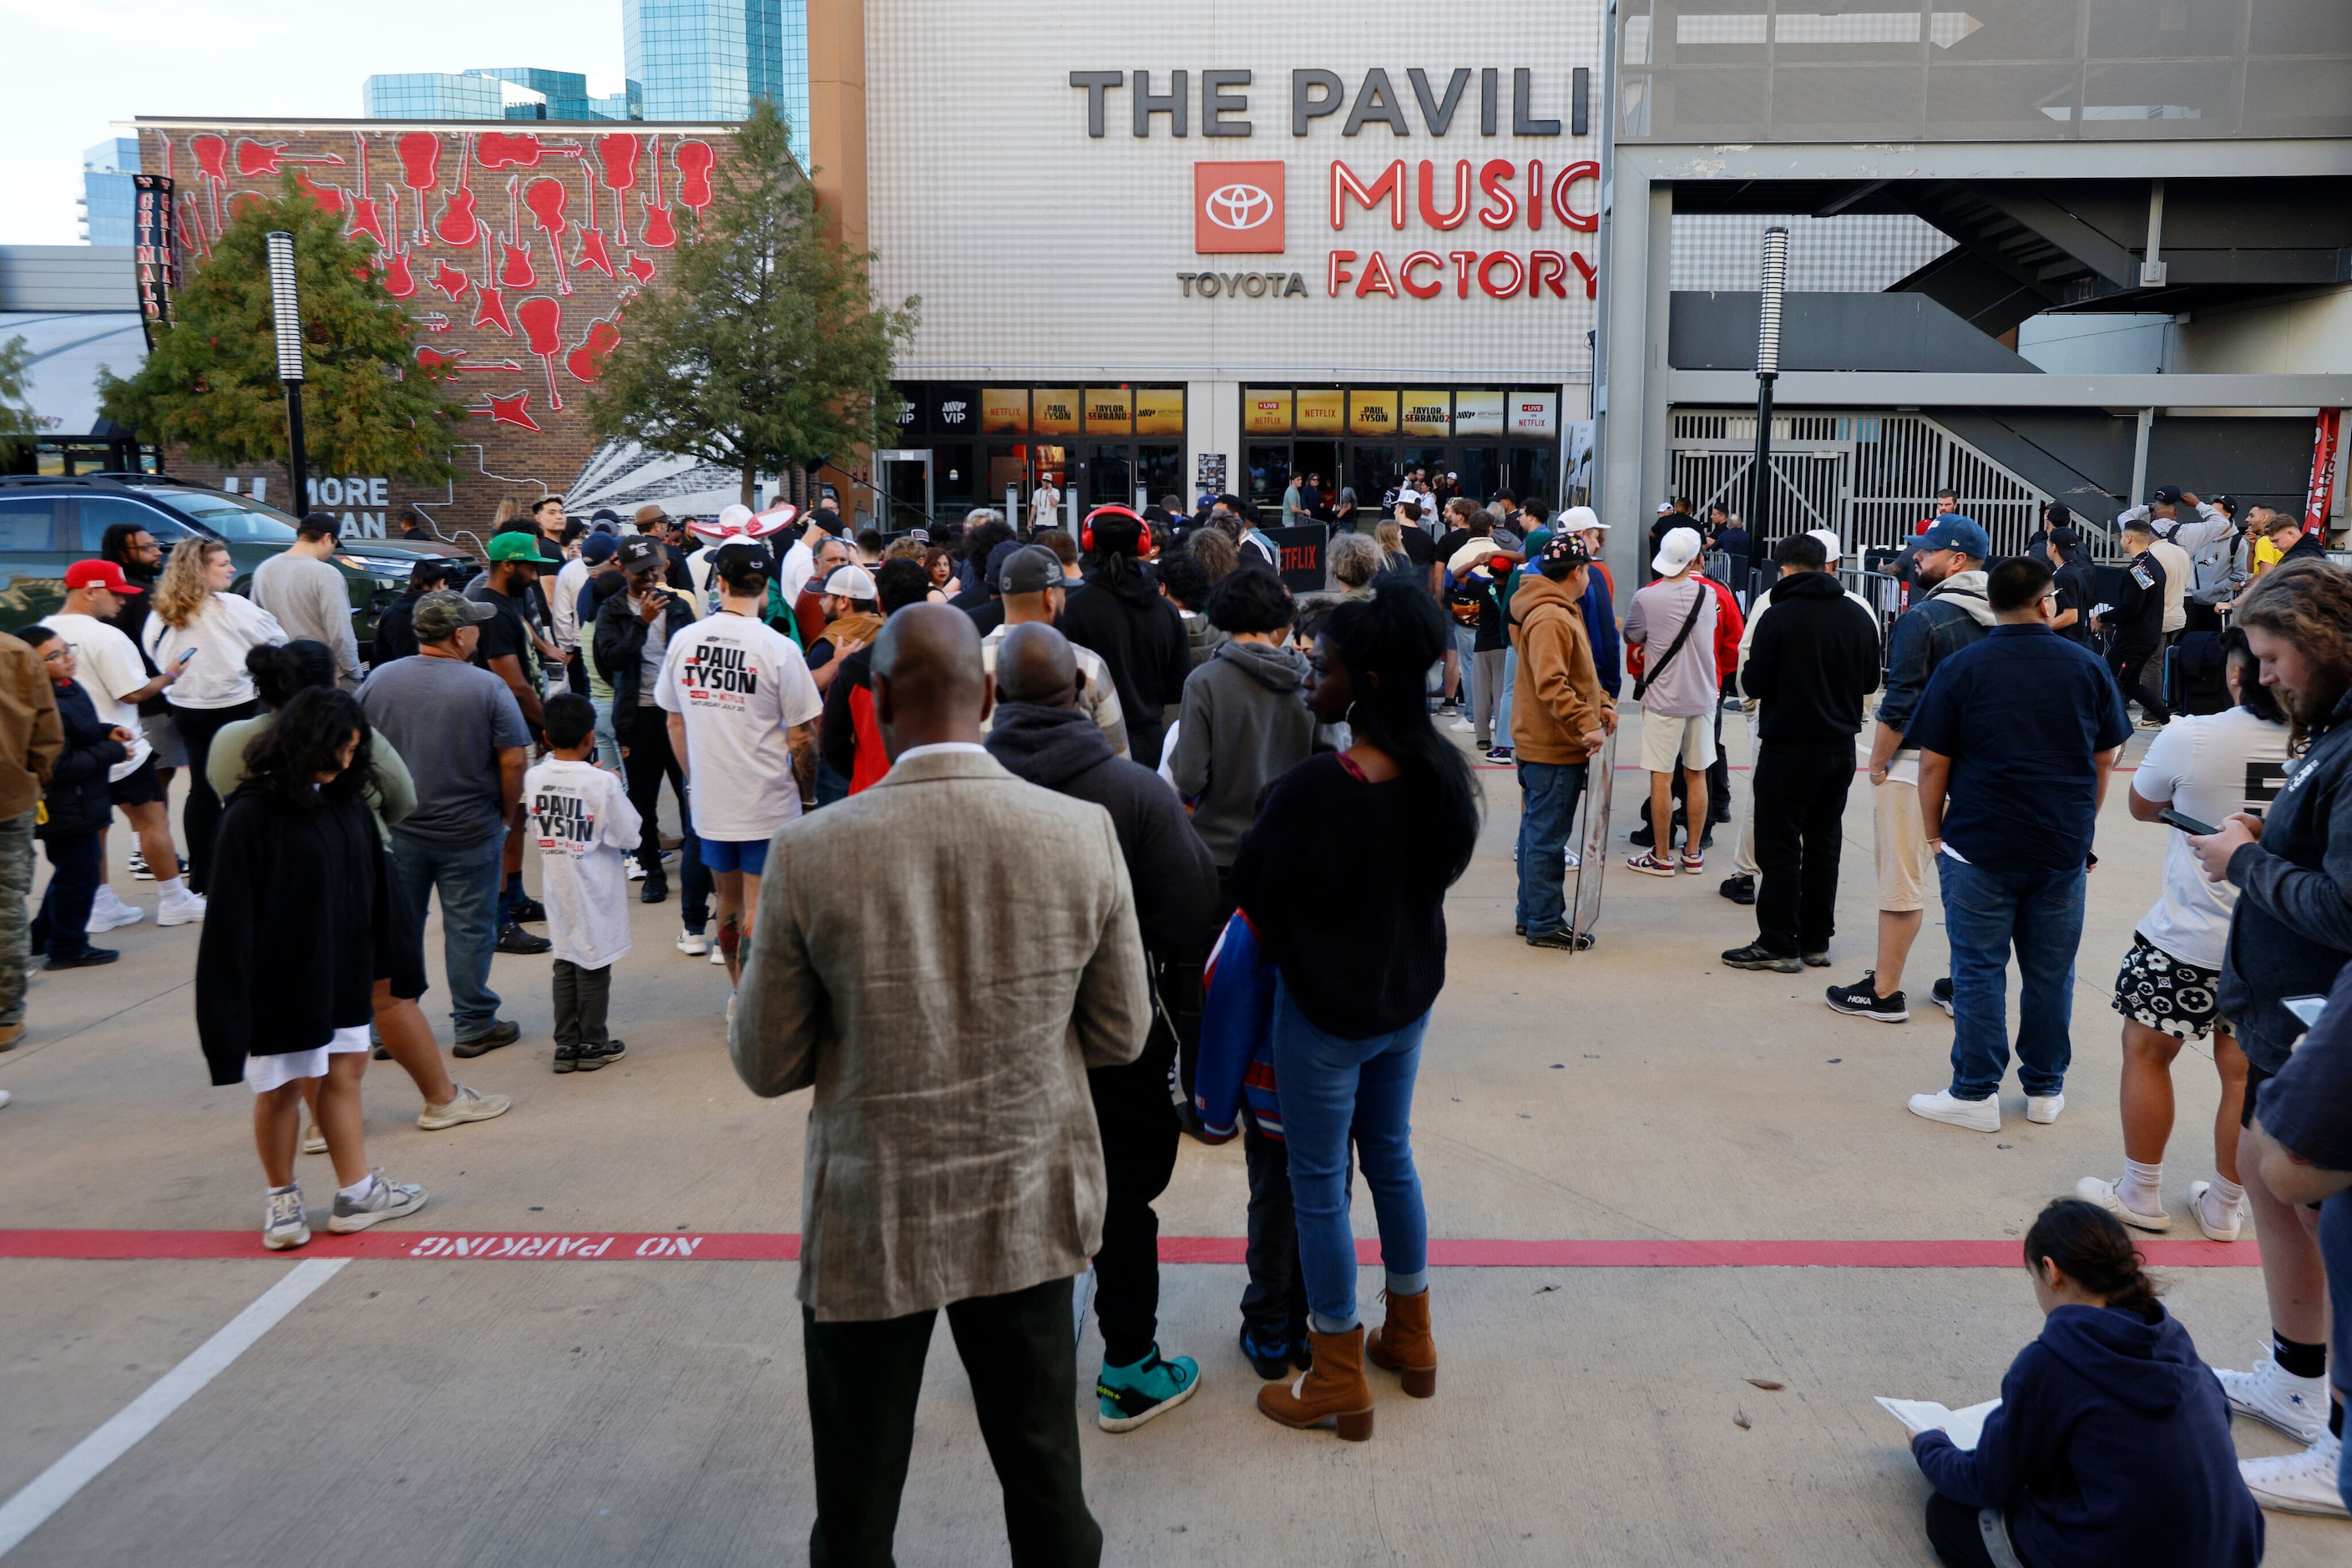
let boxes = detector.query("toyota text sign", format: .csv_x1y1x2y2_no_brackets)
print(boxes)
1194,161,1286,254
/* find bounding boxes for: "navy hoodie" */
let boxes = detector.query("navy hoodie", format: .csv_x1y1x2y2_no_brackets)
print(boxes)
1911,1304,2261,1568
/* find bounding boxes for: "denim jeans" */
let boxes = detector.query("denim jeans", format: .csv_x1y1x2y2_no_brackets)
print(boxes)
1451,624,1478,713
1269,977,1429,1334
1939,855,2085,1101
2319,1191,2352,1515
589,695,622,777
389,829,504,1041
31,832,102,959
1515,760,1586,935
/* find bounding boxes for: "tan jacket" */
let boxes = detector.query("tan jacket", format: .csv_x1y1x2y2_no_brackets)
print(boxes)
731,746,1150,1321
1508,573,1611,765
0,634,62,820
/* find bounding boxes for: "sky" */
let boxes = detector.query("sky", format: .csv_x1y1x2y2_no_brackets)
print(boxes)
0,0,625,245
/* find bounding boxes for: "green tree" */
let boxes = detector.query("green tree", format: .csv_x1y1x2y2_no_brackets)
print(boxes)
99,179,463,492
0,336,39,463
589,101,918,506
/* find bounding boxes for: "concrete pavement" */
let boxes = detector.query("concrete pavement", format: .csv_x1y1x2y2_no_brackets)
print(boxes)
0,721,2341,1564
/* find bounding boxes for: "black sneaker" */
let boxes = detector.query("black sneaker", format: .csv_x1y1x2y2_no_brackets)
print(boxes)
552,1044,579,1074
1719,873,1756,905
1824,973,1909,1023
453,1019,520,1059
1527,927,1596,951
509,893,547,924
1722,943,1801,974
640,881,669,905
497,923,552,955
1629,822,1655,849
46,947,119,969
1239,1323,1291,1381
574,1039,628,1072
1932,977,1955,1017
1288,1333,1314,1372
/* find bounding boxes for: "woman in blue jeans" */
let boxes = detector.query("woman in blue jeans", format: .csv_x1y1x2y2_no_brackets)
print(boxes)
1232,578,1479,1440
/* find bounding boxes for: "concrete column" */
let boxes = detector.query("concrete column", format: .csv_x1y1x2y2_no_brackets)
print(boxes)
1190,379,1240,500
1594,157,1661,592
806,0,867,256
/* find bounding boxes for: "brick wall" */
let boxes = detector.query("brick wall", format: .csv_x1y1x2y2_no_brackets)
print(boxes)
139,121,741,545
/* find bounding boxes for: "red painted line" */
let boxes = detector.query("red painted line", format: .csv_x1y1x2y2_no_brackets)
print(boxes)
0,1230,2260,1267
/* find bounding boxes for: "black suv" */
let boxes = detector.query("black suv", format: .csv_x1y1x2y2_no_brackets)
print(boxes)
0,473,472,650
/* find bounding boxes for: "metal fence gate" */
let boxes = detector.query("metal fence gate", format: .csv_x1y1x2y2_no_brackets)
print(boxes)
1669,411,2092,560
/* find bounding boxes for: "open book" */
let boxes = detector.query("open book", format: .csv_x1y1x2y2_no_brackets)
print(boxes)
1876,1396,2001,1451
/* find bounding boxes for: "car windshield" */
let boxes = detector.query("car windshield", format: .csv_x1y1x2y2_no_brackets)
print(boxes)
151,489,300,544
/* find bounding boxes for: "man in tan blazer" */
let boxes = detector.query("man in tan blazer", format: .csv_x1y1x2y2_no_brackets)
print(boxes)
732,604,1147,1568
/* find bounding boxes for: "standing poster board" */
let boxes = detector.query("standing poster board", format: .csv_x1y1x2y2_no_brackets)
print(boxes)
1570,730,1616,943
1263,525,1328,594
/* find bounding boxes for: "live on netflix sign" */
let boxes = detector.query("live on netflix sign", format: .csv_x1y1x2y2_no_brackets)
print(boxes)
1069,66,1600,306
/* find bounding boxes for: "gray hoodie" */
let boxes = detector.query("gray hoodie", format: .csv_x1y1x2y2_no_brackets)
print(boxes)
1171,639,1314,866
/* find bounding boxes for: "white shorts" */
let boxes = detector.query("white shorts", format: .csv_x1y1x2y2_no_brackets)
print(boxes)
1874,778,1929,913
245,1024,372,1095
1640,711,1717,774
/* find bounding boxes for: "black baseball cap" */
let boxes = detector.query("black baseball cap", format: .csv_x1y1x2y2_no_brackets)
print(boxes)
2154,483,2185,504
617,538,667,573
713,539,771,587
998,545,1065,596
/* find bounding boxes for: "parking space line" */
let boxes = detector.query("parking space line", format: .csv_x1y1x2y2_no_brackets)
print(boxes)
0,1230,2260,1268
0,1258,346,1560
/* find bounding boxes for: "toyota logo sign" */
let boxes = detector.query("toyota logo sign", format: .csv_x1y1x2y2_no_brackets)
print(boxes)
1205,183,1273,230
1194,160,1285,255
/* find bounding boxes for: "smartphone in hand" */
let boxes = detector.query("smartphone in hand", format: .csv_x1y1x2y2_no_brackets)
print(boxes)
2158,807,2221,837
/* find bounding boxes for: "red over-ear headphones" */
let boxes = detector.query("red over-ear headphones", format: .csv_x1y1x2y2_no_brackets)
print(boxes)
1080,503,1151,556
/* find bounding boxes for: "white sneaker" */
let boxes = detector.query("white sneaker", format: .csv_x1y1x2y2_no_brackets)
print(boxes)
87,892,144,933
2075,1176,2170,1232
675,928,711,956
2188,1180,2245,1242
627,858,649,881
0,1088,13,1110
417,1083,512,1131
157,889,207,927
300,1124,327,1156
1562,847,1581,869
710,942,726,966
264,1185,309,1251
2239,1431,2347,1518
2215,1349,2333,1444
327,1171,428,1233
1907,1089,2000,1132
2026,1094,2065,1125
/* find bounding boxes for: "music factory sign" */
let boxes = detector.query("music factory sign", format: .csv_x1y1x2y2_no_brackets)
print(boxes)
1071,67,1601,306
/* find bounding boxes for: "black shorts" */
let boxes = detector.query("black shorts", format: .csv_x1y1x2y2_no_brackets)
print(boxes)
107,756,166,808
2111,933,2221,1042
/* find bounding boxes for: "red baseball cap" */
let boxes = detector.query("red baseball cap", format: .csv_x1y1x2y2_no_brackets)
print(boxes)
64,559,143,594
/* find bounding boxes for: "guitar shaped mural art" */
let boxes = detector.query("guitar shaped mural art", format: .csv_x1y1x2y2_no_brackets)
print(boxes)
674,140,716,226
434,133,483,249
379,190,417,299
468,391,544,432
345,133,389,251
516,296,566,412
473,229,515,336
565,313,622,384
190,134,229,239
574,172,616,281
640,135,677,250
523,175,573,297
500,177,537,291
235,140,346,180
417,346,524,375
396,133,442,245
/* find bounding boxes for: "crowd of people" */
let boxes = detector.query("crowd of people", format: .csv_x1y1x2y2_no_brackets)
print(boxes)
2,467,2349,1562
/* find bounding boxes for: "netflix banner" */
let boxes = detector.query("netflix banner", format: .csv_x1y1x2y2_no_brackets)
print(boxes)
1266,524,1328,594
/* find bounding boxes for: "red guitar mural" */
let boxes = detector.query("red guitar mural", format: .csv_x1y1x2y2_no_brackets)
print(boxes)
468,391,543,432
565,314,621,382
523,175,573,297
293,169,345,217
427,259,470,302
396,133,442,245
432,133,482,248
574,176,616,281
476,133,584,170
225,190,268,224
499,177,537,290
415,311,453,332
234,139,346,180
380,190,417,299
345,133,389,251
674,139,716,221
418,346,524,374
190,134,229,239
624,251,657,286
516,296,565,412
473,230,515,336
596,132,640,194
641,135,677,249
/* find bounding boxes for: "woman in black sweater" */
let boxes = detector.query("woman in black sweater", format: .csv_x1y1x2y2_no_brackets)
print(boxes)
196,689,429,1252
1237,579,1479,1441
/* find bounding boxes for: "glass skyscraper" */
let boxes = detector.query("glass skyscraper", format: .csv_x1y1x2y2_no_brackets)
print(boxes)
78,138,139,246
625,0,808,159
362,69,643,122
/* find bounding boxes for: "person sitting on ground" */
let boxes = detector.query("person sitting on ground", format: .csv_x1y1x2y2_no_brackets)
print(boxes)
197,688,432,1252
980,546,1126,756
2076,628,2290,1241
1173,568,1313,913
985,621,1218,1433
525,694,641,1075
1907,1197,2261,1568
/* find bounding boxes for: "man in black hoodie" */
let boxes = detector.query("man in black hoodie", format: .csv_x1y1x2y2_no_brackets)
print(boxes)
1722,534,1881,972
985,622,1219,1434
1060,512,1191,769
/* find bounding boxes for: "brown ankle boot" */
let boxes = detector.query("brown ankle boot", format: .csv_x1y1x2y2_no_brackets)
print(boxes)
1257,1325,1373,1440
1365,1288,1436,1397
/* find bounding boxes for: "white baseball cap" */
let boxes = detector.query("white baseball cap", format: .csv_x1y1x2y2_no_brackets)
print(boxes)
1656,502,1675,515
1562,505,1606,533
1808,528,1843,564
1652,526,1703,576
822,564,878,601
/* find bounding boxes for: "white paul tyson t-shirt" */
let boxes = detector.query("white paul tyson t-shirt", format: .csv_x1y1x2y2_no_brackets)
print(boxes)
41,612,152,781
524,756,642,970
2131,706,2294,971
653,610,824,842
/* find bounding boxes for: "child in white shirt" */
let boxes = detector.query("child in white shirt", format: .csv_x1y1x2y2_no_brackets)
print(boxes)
524,694,642,1072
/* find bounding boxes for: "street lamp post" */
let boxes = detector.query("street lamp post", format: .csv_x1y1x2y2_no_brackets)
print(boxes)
1748,225,1789,555
265,231,308,515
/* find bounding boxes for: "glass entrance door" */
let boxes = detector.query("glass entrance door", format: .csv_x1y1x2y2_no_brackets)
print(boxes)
1136,444,1182,510
1083,443,1133,508
1291,440,1339,518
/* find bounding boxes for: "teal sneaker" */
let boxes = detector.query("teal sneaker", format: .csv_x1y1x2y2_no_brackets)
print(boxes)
1095,1346,1201,1433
